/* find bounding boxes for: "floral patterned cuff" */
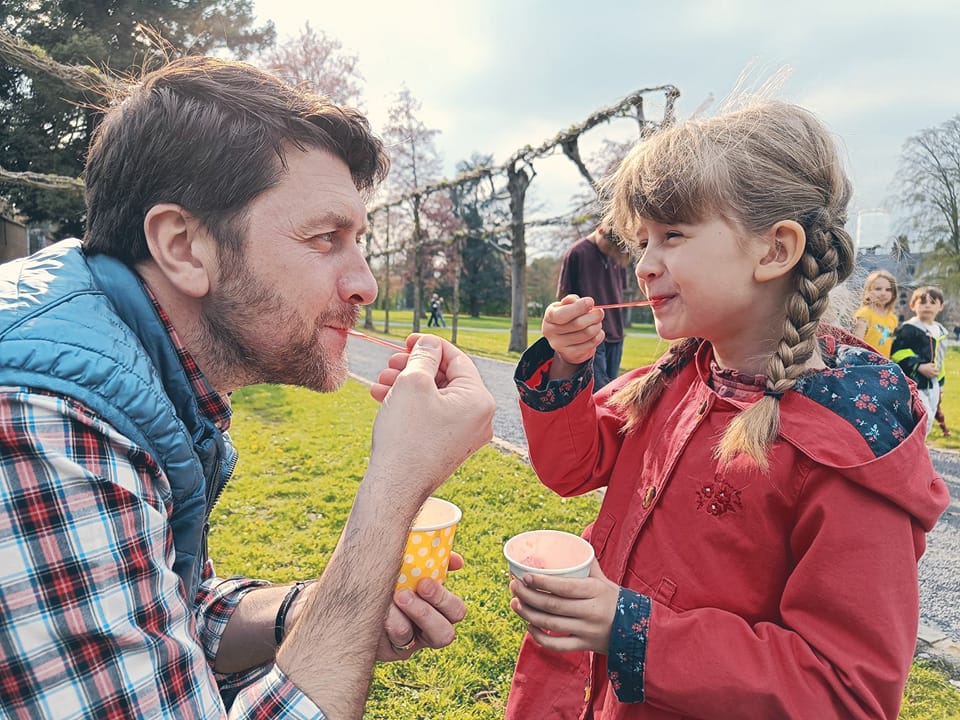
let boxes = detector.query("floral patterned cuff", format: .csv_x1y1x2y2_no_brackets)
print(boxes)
514,337,593,411
607,587,651,704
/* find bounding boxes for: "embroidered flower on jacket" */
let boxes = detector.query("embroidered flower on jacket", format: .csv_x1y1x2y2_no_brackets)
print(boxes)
852,393,879,412
696,479,743,517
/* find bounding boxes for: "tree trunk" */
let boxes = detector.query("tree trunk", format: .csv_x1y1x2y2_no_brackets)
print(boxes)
412,195,423,334
363,211,376,329
384,218,392,334
363,237,375,330
507,164,530,353
451,236,461,345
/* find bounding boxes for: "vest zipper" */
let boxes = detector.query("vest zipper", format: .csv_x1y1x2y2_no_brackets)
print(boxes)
200,439,239,570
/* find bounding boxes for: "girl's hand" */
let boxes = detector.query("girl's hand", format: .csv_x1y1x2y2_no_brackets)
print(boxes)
851,317,867,340
508,560,620,654
542,295,605,373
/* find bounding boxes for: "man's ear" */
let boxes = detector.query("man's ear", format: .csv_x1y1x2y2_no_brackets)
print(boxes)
754,220,806,283
143,204,214,298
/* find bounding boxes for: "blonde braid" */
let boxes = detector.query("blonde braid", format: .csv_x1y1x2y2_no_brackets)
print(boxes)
716,220,851,469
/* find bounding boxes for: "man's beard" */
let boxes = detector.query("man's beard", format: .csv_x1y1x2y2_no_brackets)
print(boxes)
197,261,359,392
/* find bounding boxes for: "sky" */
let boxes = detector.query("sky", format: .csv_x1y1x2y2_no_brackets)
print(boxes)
251,0,960,253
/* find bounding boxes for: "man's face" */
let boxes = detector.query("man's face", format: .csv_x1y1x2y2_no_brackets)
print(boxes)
199,147,378,392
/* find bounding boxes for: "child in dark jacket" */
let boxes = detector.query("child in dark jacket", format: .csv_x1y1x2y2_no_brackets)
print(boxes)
891,286,948,437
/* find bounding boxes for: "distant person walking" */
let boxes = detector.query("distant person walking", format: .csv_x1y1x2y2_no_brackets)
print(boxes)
557,221,629,391
427,293,445,327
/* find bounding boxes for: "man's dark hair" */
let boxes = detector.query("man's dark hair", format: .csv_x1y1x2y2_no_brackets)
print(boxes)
83,56,390,264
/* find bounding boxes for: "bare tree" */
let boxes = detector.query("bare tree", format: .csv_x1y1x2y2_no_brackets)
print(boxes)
261,22,364,107
381,87,445,332
893,115,960,288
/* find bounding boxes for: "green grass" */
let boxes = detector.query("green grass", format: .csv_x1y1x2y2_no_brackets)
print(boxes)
209,381,960,718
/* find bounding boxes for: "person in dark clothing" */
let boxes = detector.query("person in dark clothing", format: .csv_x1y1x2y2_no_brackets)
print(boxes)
557,222,629,391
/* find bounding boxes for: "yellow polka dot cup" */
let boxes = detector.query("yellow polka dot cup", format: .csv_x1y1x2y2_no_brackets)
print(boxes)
396,497,462,591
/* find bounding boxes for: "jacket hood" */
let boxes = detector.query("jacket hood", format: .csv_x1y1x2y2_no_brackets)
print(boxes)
684,324,950,532
781,331,949,532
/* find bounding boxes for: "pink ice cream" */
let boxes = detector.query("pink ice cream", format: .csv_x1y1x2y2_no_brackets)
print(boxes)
504,530,594,577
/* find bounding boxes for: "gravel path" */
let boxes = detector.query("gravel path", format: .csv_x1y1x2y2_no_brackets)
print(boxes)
347,336,960,644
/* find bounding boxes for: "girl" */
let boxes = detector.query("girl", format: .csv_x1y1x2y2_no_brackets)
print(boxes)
853,269,899,357
506,101,949,719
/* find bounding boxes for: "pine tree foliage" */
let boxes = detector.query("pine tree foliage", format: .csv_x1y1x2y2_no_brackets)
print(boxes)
0,0,274,234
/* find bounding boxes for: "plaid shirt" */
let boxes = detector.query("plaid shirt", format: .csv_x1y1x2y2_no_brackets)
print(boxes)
0,300,325,718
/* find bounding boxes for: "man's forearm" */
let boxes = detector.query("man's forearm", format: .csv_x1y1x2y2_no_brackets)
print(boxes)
276,478,421,720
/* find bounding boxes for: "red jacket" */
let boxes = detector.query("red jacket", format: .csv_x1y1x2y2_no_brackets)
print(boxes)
506,335,949,720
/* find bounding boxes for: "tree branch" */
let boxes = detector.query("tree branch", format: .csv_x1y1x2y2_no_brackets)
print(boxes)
369,84,680,216
0,26,126,97
0,166,85,193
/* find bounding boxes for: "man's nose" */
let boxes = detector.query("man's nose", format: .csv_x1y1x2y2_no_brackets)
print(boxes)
341,244,379,305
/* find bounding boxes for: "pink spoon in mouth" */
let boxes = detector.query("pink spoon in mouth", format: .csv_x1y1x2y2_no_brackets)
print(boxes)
594,300,655,310
346,328,407,350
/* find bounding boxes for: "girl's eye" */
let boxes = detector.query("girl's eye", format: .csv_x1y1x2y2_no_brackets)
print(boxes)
665,231,683,240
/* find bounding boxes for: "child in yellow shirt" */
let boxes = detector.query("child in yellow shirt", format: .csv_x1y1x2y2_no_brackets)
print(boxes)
852,269,899,357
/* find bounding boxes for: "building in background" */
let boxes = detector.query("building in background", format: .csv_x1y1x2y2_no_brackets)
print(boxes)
1,215,28,263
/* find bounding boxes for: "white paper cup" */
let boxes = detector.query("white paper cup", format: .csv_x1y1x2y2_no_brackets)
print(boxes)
503,529,595,579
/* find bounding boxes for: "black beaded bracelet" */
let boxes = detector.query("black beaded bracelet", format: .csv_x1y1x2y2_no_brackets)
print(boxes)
275,581,308,646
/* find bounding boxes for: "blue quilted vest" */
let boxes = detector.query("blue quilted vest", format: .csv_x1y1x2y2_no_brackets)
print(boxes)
0,239,235,599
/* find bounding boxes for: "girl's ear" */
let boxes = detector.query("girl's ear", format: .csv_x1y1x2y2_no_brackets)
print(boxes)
755,220,806,283
142,204,214,298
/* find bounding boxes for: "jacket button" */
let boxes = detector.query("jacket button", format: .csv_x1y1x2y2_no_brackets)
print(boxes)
642,486,656,509
698,399,708,414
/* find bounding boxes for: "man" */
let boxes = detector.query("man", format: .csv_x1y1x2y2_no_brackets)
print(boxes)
557,222,630,390
0,57,494,719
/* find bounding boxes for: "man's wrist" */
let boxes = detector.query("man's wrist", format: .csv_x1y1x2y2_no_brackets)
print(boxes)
275,581,312,646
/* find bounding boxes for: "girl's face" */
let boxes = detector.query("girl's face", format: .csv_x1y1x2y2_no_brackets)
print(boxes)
867,276,894,309
633,216,785,371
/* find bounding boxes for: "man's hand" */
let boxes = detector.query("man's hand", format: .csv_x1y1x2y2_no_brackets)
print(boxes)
542,295,605,378
367,334,495,503
379,554,467,661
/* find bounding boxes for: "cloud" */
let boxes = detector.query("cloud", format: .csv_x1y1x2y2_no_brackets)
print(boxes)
255,0,960,227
